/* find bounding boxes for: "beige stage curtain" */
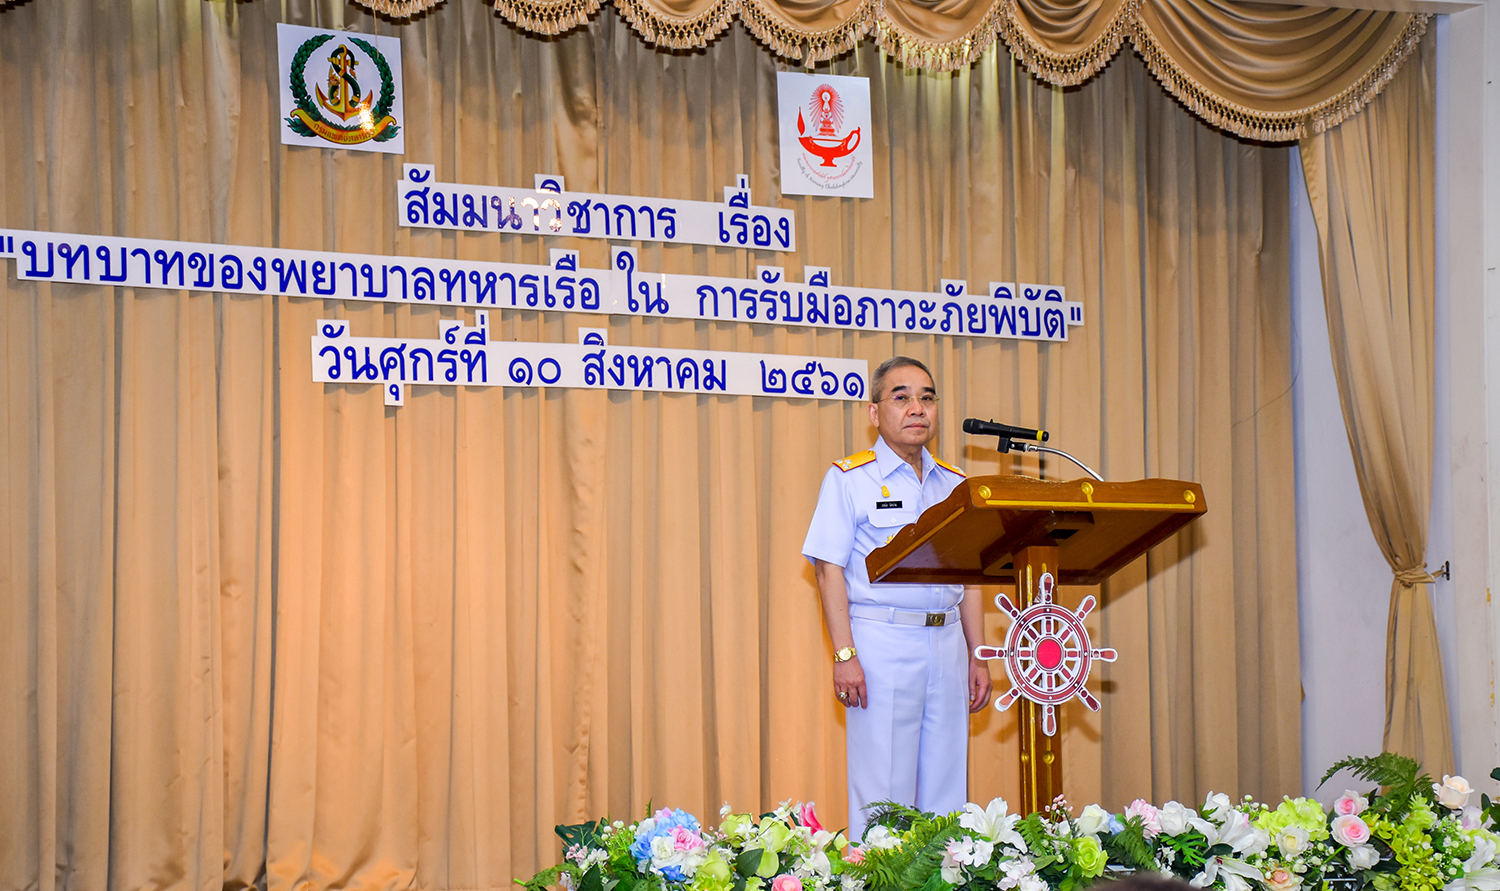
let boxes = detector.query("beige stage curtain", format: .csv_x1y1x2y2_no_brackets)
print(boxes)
367,0,1430,142
0,0,1300,888
1299,32,1453,777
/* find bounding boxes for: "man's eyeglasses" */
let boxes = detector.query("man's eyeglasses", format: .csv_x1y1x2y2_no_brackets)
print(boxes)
882,394,939,408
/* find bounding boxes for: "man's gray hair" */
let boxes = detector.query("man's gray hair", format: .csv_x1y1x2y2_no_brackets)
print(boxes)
870,356,933,403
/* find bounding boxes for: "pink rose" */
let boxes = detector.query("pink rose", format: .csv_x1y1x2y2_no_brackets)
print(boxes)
843,846,866,865
1330,814,1371,847
772,875,803,891
1124,800,1162,837
671,826,706,852
1266,868,1300,891
1333,791,1368,816
798,803,825,833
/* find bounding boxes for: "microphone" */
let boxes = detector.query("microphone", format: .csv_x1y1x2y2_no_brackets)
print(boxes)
962,418,1049,443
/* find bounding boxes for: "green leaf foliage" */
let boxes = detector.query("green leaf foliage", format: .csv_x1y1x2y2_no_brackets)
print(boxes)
843,811,963,891
519,865,568,891
1101,819,1155,871
1015,815,1059,870
1317,752,1431,819
1158,828,1210,879
897,814,962,891
557,819,607,850
734,849,764,879
865,800,925,835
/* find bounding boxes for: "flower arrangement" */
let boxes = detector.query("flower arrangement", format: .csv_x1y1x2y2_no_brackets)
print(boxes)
519,755,1500,891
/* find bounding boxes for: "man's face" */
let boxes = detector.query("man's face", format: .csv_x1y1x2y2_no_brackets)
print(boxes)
868,365,938,450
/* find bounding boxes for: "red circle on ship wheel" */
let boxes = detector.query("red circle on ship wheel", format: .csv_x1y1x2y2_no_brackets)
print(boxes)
1036,637,1064,670
1002,602,1093,706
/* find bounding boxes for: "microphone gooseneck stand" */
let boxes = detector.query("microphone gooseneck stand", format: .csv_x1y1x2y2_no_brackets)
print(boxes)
1013,441,1104,482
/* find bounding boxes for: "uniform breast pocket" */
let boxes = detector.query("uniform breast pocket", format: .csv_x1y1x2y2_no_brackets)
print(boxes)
867,505,918,541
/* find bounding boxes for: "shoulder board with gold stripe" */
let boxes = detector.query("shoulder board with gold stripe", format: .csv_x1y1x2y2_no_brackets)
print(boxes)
934,457,966,478
833,450,877,472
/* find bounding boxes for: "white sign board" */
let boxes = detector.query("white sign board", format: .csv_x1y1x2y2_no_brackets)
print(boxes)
777,72,874,199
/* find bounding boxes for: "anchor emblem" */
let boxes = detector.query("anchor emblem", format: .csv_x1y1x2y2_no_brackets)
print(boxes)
283,31,401,147
316,44,375,124
797,84,861,168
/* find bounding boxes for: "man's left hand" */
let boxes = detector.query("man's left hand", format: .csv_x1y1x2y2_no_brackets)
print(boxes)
968,658,992,712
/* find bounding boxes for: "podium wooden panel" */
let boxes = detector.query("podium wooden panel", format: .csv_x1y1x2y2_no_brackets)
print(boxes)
865,474,1206,813
866,475,1205,587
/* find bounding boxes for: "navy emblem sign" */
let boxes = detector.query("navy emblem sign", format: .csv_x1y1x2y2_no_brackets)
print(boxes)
277,24,406,154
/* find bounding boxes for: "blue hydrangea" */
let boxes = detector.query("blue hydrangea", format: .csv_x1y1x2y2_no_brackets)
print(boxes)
629,808,703,880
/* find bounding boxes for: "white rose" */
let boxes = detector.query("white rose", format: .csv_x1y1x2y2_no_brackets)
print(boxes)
1158,801,1197,835
1204,792,1233,815
1276,826,1310,857
1075,804,1111,837
1348,844,1380,870
1436,776,1476,810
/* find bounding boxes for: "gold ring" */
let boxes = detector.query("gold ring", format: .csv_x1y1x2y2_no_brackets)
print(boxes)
837,691,848,701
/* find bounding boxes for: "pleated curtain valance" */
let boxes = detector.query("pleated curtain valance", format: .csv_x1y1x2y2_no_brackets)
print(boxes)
353,0,1428,143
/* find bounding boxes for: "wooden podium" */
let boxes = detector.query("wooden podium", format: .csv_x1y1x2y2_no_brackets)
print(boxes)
865,474,1207,814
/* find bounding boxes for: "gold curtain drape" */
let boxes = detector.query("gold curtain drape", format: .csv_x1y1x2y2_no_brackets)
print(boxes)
373,0,1432,142
1299,32,1453,777
0,0,1303,889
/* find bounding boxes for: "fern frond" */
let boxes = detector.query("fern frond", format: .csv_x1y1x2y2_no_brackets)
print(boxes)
519,865,569,891
897,814,962,891
1101,820,1155,870
845,845,907,891
1015,814,1057,865
863,800,925,835
1317,752,1431,817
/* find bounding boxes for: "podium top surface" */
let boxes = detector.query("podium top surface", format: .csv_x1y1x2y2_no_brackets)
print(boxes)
865,475,1206,587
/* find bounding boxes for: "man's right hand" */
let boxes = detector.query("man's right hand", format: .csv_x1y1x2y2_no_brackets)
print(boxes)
834,657,867,709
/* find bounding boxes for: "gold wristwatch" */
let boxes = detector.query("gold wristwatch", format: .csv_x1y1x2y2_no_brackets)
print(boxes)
834,646,857,663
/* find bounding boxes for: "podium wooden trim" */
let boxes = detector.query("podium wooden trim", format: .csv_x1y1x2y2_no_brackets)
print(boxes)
864,474,1206,813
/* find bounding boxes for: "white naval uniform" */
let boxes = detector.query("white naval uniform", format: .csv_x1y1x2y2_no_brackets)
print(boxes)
801,436,969,840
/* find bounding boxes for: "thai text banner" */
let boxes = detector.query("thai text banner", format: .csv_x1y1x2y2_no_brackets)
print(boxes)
313,314,870,402
400,166,797,251
0,230,1083,342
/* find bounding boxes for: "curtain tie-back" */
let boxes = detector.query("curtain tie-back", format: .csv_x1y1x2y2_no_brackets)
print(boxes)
1394,565,1435,588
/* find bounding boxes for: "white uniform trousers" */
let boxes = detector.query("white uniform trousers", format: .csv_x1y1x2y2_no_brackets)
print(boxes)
845,614,968,840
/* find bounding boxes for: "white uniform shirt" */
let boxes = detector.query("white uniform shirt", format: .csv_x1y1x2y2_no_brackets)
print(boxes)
801,436,966,610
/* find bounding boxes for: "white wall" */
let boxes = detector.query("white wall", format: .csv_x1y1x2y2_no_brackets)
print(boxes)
1432,4,1498,789
1290,150,1394,800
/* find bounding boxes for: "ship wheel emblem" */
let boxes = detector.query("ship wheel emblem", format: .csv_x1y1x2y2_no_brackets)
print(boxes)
975,571,1116,736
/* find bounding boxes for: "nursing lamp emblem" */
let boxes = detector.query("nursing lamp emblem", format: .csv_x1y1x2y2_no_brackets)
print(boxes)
797,84,861,168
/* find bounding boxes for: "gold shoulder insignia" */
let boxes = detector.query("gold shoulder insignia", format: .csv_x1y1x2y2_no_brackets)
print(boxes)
934,457,966,478
833,449,877,472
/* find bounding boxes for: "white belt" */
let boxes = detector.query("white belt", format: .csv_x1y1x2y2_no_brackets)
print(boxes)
848,603,959,627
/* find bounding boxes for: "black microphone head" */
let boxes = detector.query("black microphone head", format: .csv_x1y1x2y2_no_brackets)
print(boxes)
962,418,984,435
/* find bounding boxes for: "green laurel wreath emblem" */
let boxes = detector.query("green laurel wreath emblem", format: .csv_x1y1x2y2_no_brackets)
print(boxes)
285,33,401,144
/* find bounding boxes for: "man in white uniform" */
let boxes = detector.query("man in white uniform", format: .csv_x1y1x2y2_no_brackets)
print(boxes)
802,357,991,840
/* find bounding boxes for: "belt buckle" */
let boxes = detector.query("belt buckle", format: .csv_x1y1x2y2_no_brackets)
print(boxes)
925,612,946,627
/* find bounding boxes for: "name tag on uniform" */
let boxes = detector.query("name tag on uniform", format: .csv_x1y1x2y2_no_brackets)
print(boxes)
875,500,903,509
